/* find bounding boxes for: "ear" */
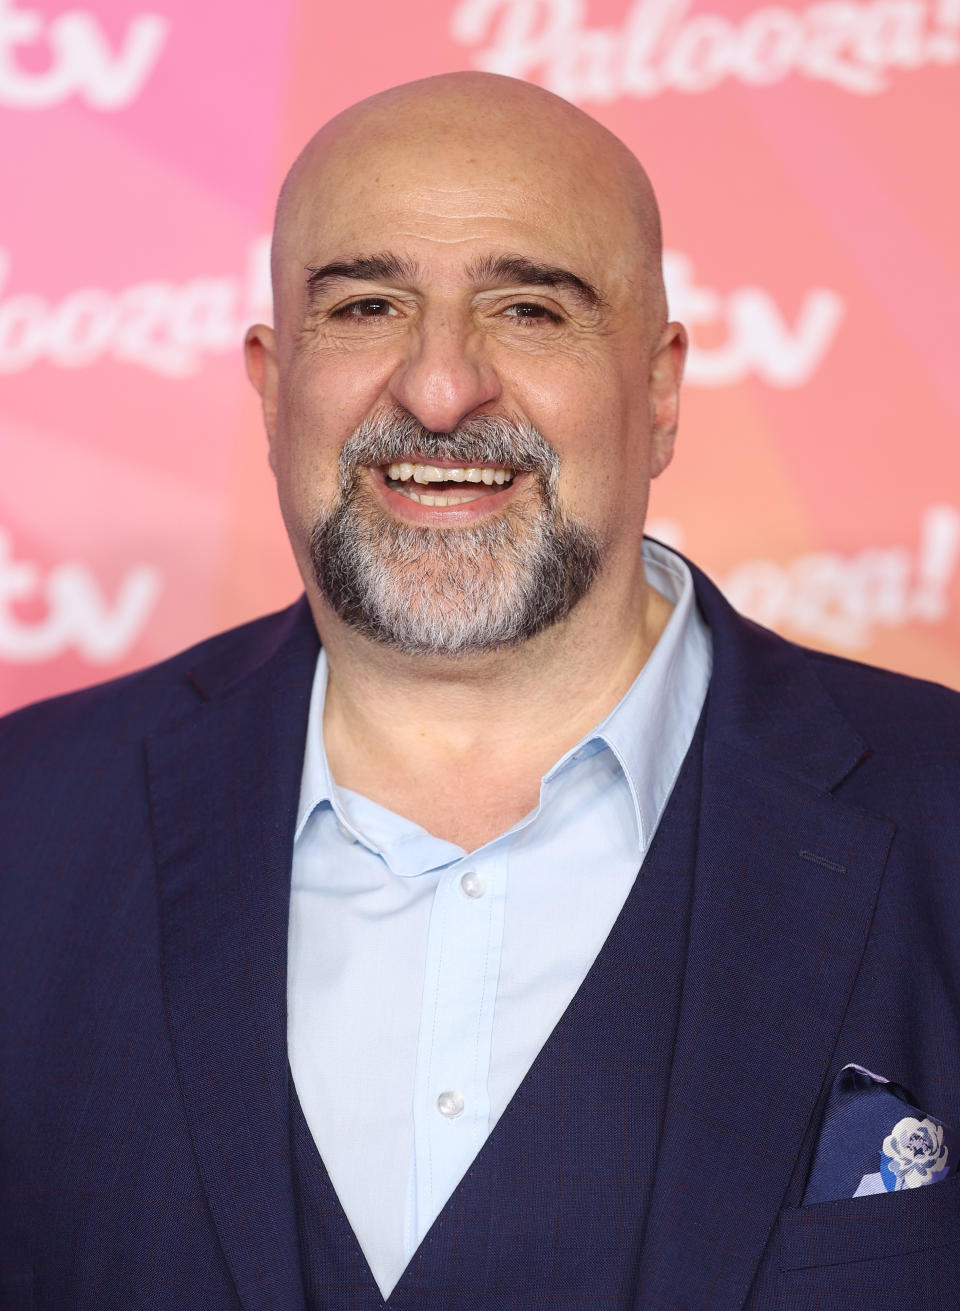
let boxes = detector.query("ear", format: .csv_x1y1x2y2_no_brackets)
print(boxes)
648,321,687,479
244,324,280,468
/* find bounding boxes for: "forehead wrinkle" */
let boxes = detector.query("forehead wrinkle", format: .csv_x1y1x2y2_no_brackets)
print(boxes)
271,73,666,338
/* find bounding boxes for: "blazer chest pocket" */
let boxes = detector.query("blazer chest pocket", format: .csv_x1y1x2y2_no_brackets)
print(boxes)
764,1172,960,1309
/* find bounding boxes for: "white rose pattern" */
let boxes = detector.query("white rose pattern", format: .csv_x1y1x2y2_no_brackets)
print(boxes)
882,1117,949,1189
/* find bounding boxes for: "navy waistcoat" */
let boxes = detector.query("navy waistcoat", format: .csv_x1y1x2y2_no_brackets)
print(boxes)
290,713,706,1310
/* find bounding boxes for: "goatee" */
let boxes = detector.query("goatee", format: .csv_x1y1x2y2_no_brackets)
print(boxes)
310,413,601,657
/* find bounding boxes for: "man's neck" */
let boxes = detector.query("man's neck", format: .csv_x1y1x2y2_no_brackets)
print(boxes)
315,573,674,850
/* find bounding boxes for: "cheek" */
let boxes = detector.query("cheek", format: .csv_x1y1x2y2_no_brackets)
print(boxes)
269,411,342,543
285,343,394,422
272,362,366,505
550,413,654,540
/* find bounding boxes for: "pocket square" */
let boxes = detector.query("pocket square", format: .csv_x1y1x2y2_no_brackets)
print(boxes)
803,1064,958,1205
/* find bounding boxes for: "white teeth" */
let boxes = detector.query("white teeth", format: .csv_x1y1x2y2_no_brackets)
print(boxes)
413,464,444,484
400,489,485,506
386,462,514,487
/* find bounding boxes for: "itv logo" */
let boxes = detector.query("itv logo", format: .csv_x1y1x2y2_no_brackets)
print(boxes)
0,0,168,110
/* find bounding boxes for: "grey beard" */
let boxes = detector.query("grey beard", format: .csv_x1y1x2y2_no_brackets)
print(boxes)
309,414,601,656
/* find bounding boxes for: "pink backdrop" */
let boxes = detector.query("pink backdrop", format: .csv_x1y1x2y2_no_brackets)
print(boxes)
3,0,959,714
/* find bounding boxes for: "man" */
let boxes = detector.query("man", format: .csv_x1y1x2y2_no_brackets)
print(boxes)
2,72,960,1311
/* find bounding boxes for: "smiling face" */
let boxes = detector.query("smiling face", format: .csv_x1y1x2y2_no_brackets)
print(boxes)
310,410,602,654
246,73,686,657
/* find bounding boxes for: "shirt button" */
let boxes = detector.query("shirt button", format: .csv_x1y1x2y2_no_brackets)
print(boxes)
436,1090,465,1119
459,870,485,899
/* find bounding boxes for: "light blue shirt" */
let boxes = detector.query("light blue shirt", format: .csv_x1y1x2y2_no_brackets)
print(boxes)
287,539,712,1298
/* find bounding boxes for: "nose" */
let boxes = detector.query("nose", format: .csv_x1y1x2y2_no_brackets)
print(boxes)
386,312,502,433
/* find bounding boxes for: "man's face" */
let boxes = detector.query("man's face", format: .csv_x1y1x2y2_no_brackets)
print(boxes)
247,109,685,655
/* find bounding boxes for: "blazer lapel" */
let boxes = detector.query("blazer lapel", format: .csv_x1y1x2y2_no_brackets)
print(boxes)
148,601,319,1311
635,564,896,1309
144,568,897,1310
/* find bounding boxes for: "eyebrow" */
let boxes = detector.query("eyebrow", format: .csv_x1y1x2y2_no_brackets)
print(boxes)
468,253,607,311
304,250,606,313
304,253,421,306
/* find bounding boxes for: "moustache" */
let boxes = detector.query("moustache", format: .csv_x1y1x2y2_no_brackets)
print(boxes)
336,412,560,490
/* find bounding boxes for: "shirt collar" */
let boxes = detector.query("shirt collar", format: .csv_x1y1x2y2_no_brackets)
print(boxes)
295,648,337,840
295,538,712,855
541,538,712,851
296,654,464,874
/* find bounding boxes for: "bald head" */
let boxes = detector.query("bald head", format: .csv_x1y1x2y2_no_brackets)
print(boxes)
270,72,666,342
246,71,688,664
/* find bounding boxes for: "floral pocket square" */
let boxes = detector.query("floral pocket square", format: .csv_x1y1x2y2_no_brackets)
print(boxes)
803,1064,958,1205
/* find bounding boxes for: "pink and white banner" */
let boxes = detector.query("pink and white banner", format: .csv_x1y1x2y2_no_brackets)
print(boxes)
3,0,959,713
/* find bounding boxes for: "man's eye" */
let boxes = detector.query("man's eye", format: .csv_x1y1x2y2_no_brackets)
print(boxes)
333,298,396,319
504,302,562,323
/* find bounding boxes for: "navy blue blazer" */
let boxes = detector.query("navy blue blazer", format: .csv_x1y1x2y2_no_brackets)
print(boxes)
2,559,960,1310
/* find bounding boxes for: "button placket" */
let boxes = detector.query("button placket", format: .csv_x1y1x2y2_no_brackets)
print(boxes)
410,851,506,1246
436,1090,465,1118
459,869,485,899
